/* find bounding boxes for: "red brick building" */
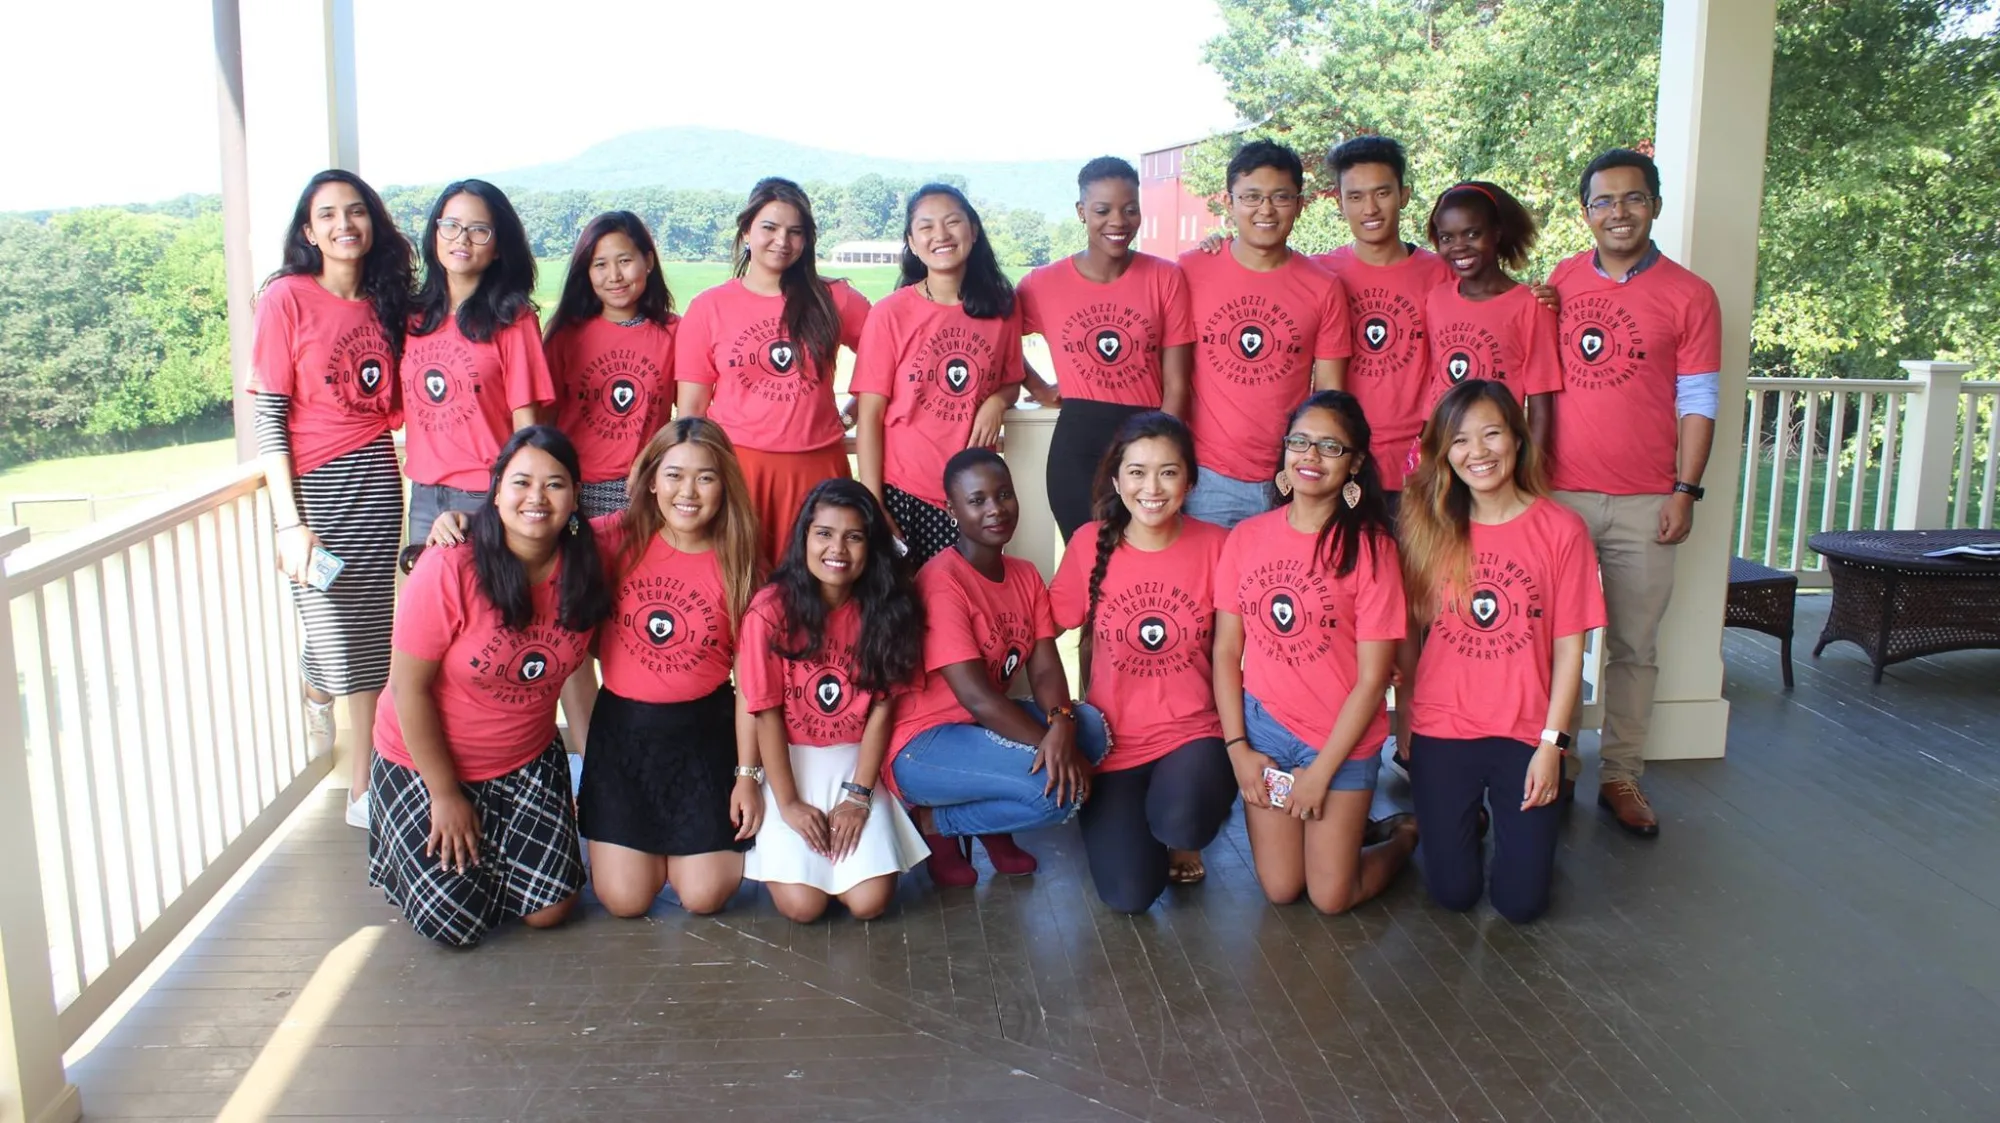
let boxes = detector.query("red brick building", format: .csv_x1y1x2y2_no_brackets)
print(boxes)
1138,140,1221,257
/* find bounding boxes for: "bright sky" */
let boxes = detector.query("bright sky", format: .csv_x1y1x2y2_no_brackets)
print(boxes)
0,0,1238,211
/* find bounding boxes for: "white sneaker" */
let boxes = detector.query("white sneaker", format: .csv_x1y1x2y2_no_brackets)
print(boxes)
306,697,336,754
345,793,370,830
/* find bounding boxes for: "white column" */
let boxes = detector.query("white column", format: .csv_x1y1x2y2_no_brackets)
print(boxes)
0,529,83,1123
1002,406,1063,582
239,0,361,288
1642,0,1777,761
1893,360,1972,529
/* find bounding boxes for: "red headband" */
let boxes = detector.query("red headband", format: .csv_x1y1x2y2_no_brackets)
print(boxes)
1447,182,1499,206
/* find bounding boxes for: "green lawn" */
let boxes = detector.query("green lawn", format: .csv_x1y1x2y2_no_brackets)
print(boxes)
532,260,909,311
1,438,239,542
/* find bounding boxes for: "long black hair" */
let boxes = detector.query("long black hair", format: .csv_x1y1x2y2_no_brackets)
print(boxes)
468,425,612,633
267,169,415,359
412,179,537,343
1084,411,1199,639
734,178,844,374
895,183,1014,320
1277,390,1393,578
543,210,673,341
767,479,924,694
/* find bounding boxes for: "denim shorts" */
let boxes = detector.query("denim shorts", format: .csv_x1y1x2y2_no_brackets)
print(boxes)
1183,470,1276,530
1242,692,1382,792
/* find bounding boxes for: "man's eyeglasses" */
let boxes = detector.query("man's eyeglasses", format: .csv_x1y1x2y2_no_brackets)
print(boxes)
1283,434,1351,458
437,219,496,246
1232,191,1302,210
1584,192,1658,216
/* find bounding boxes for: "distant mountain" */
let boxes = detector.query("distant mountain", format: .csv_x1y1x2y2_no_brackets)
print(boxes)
486,127,1095,220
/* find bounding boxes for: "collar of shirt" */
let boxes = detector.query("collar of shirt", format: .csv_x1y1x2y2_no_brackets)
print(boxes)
1591,240,1663,283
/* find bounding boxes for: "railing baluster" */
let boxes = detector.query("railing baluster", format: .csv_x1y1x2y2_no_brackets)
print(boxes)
57,575,118,982
202,510,248,839
1954,401,1977,528
25,588,85,1006
1981,394,1998,528
1790,390,1820,571
1819,390,1849,572
1763,389,1793,566
1877,393,1901,530
131,537,175,909
165,524,212,870
92,558,147,944
229,496,272,807
1849,394,1875,530
1739,389,1764,556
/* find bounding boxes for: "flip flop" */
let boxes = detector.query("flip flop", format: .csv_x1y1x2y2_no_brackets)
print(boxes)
1166,849,1206,885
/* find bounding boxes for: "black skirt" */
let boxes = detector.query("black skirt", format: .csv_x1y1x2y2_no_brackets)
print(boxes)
576,682,750,857
1048,400,1149,543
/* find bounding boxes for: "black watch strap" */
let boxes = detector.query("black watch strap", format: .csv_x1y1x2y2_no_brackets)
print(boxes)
1673,480,1705,501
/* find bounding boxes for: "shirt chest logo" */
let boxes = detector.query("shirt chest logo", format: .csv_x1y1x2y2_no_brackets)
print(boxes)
814,673,844,714
517,649,551,682
1137,616,1169,651
1268,593,1297,633
422,368,449,403
1001,646,1022,680
1446,352,1472,382
1237,325,1266,360
943,357,972,393
357,358,386,395
644,608,676,645
768,340,797,374
1094,329,1125,363
1363,317,1390,351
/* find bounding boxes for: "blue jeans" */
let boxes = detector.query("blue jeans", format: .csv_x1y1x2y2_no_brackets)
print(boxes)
891,701,1110,837
1183,470,1274,529
1242,692,1381,792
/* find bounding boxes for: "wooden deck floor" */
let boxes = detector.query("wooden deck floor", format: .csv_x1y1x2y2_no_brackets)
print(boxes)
68,594,2000,1122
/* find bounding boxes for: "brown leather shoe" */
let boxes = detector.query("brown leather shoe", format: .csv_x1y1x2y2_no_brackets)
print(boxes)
1597,780,1659,837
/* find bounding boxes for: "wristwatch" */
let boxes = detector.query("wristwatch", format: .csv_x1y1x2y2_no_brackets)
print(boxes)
733,765,765,783
1673,480,1705,501
1538,728,1573,753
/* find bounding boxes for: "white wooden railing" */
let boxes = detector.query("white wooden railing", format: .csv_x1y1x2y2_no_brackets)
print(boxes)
0,462,331,1123
1735,361,1996,583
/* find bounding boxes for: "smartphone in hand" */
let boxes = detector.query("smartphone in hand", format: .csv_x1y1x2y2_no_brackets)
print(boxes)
1262,766,1294,809
305,546,345,591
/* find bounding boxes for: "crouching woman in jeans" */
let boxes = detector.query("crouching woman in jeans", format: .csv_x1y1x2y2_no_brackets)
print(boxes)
368,426,612,946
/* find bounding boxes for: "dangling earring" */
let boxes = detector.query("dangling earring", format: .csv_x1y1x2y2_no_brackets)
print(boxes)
1342,477,1363,509
1273,468,1293,498
568,514,581,536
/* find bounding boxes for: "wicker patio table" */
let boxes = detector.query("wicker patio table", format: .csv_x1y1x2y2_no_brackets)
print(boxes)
1807,529,2000,683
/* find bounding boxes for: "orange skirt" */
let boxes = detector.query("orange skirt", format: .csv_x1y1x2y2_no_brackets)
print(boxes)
737,441,852,570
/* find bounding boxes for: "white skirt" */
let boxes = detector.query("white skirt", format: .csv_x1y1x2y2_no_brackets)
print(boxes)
743,742,927,895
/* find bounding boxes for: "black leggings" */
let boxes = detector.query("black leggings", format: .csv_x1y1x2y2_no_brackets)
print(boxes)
1048,399,1148,543
1408,733,1560,923
1077,737,1236,914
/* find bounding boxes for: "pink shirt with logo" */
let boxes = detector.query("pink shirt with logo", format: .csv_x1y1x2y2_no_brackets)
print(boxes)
888,550,1058,760
1215,510,1406,759
1049,519,1228,772
850,287,1026,508
374,546,590,781
249,274,400,475
1179,247,1353,482
1315,246,1454,490
401,312,557,491
546,316,678,485
676,278,872,453
1422,283,1564,411
737,587,881,748
593,512,733,705
1545,252,1722,495
1018,253,1195,408
1409,498,1607,746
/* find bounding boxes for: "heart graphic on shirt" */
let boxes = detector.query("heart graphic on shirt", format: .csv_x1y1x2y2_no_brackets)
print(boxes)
1363,317,1390,351
357,359,384,394
645,608,675,645
609,379,638,415
423,369,448,403
518,651,550,682
1470,589,1500,628
1447,353,1472,382
1578,327,1607,362
1138,616,1168,652
1269,593,1297,634
1002,647,1022,680
1237,326,1265,360
768,341,796,373
1094,329,1124,363
944,358,971,393
814,673,843,714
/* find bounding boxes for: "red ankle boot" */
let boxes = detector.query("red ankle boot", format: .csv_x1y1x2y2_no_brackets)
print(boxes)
978,833,1039,876
923,833,978,888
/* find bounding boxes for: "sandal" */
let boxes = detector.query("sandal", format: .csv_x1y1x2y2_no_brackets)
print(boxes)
1166,848,1206,885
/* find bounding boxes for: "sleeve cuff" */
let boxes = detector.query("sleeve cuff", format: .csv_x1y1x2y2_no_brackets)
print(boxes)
1676,372,1720,420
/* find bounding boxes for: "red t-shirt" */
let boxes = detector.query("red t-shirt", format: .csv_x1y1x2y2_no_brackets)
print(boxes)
1423,283,1564,411
374,546,590,782
1049,519,1227,772
1545,252,1723,495
400,311,556,490
248,274,399,475
850,287,1026,508
888,550,1058,758
593,512,734,704
1215,510,1406,759
1018,253,1195,408
676,278,871,453
1179,248,1353,482
546,316,679,485
1409,498,1608,746
736,586,881,747
1315,246,1453,491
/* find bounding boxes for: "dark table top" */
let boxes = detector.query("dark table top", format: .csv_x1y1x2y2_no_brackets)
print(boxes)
1808,529,2000,572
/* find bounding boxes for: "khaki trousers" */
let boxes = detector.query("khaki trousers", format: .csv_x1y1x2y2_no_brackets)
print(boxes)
1552,491,1679,783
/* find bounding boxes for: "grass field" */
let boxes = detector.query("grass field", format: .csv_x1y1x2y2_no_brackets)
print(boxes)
532,260,910,310
1,438,239,542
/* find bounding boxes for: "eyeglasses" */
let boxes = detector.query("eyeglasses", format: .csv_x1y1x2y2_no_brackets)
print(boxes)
437,218,496,246
1283,434,1351,458
1584,191,1657,216
1231,191,1302,210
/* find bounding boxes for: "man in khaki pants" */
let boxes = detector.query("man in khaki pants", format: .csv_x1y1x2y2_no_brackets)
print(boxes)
1544,149,1721,837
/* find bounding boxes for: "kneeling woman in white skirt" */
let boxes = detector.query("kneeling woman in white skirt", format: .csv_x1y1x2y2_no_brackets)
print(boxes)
739,479,928,922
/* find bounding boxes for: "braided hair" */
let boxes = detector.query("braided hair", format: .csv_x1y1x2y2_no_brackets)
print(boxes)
1082,411,1201,641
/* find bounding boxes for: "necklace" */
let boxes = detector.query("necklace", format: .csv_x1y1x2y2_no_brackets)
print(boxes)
922,277,936,302
613,315,645,327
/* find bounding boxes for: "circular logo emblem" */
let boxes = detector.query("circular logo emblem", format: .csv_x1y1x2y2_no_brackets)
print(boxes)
1445,352,1473,383
1267,593,1299,634
940,355,974,395
1466,585,1510,632
357,358,386,396
768,339,798,375
1091,328,1126,365
516,648,552,683
1361,316,1391,352
1234,322,1268,361
608,377,639,415
1136,615,1170,652
1001,647,1022,680
813,672,844,715
643,607,676,647
422,368,449,404
1576,326,1609,365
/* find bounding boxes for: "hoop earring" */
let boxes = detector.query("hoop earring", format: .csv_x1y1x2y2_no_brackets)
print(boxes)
1273,469,1293,498
568,514,581,536
1342,478,1363,509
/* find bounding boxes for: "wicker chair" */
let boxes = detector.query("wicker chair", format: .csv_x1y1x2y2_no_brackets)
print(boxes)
1726,557,1798,689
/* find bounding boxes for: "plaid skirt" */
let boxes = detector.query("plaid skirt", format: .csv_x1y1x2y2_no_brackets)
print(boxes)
367,739,584,947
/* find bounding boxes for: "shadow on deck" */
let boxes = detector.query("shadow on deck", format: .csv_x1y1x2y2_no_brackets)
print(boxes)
67,595,2000,1122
